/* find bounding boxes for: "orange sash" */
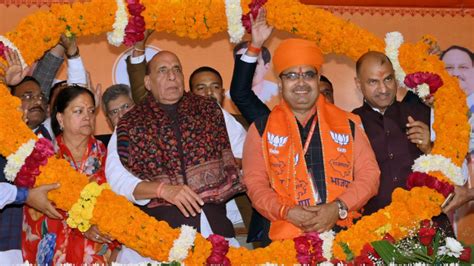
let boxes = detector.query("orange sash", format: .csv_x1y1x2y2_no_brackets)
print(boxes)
262,96,359,240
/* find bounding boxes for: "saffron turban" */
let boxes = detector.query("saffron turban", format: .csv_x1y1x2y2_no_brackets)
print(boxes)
273,38,324,75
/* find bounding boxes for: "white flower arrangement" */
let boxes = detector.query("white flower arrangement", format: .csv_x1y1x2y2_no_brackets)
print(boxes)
415,83,430,98
320,230,335,261
225,0,245,43
412,154,465,186
384,32,406,87
168,224,197,262
0,35,27,68
107,0,128,47
438,237,464,258
4,138,37,182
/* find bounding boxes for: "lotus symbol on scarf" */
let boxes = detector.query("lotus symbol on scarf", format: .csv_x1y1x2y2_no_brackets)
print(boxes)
267,132,288,154
330,131,349,146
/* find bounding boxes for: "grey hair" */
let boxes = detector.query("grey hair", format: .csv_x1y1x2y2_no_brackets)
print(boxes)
102,84,133,113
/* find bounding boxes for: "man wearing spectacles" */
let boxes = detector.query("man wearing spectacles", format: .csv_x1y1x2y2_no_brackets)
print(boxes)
0,74,59,263
9,77,49,135
241,9,380,243
102,84,135,129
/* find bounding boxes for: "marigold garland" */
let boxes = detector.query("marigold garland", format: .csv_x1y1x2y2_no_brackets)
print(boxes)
67,182,111,232
0,0,470,263
4,138,36,182
333,187,444,259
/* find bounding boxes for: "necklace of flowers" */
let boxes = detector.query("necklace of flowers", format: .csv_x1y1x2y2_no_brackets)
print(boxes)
241,0,267,33
404,71,443,100
224,0,245,43
123,0,146,47
4,137,55,187
107,0,128,46
206,234,231,265
0,0,469,263
0,35,26,68
168,225,197,263
294,231,335,264
413,154,465,186
67,182,110,232
385,31,406,87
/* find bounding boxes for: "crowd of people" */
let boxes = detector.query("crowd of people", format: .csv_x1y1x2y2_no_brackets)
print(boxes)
1,8,474,264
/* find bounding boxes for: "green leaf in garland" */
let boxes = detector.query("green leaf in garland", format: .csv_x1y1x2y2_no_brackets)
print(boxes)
339,242,354,262
41,219,48,238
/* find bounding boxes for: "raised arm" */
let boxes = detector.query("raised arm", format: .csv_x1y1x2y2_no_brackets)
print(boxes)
229,8,272,124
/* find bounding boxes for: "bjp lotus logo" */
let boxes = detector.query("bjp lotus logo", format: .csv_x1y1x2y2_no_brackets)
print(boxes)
330,131,350,153
267,132,288,154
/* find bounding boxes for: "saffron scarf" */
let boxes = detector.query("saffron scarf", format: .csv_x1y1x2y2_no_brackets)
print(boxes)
263,96,360,240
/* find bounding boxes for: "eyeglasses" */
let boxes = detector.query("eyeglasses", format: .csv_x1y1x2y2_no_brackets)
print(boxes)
157,66,183,76
20,93,46,102
108,103,133,117
280,71,318,81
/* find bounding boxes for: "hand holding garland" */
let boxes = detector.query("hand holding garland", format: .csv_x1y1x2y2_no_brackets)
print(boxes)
26,183,63,219
443,186,474,213
132,29,154,57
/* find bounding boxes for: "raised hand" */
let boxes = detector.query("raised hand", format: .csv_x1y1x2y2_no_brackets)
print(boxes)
0,48,30,86
60,34,79,58
250,8,273,49
85,71,102,109
132,29,154,57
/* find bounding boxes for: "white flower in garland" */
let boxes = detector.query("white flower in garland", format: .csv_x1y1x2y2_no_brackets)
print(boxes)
0,35,27,68
415,83,430,98
168,224,197,262
225,0,245,43
4,138,37,182
413,154,465,186
438,237,464,258
107,0,128,47
384,32,406,87
320,230,335,261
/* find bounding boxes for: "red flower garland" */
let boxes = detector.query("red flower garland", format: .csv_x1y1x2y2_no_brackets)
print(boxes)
418,219,437,247
0,41,6,60
294,232,326,264
406,171,454,198
404,72,444,98
241,0,268,33
123,0,146,47
15,138,55,188
206,234,230,265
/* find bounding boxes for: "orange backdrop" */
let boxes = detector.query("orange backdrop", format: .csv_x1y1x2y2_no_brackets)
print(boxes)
1,4,473,134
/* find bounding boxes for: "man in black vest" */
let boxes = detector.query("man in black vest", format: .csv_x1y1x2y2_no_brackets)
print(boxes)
352,51,453,233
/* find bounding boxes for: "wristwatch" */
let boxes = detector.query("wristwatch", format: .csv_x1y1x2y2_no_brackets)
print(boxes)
335,199,348,220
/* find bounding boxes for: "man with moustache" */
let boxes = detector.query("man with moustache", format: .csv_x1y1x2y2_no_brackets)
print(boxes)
106,51,245,263
0,51,60,263
243,38,380,241
352,51,453,233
